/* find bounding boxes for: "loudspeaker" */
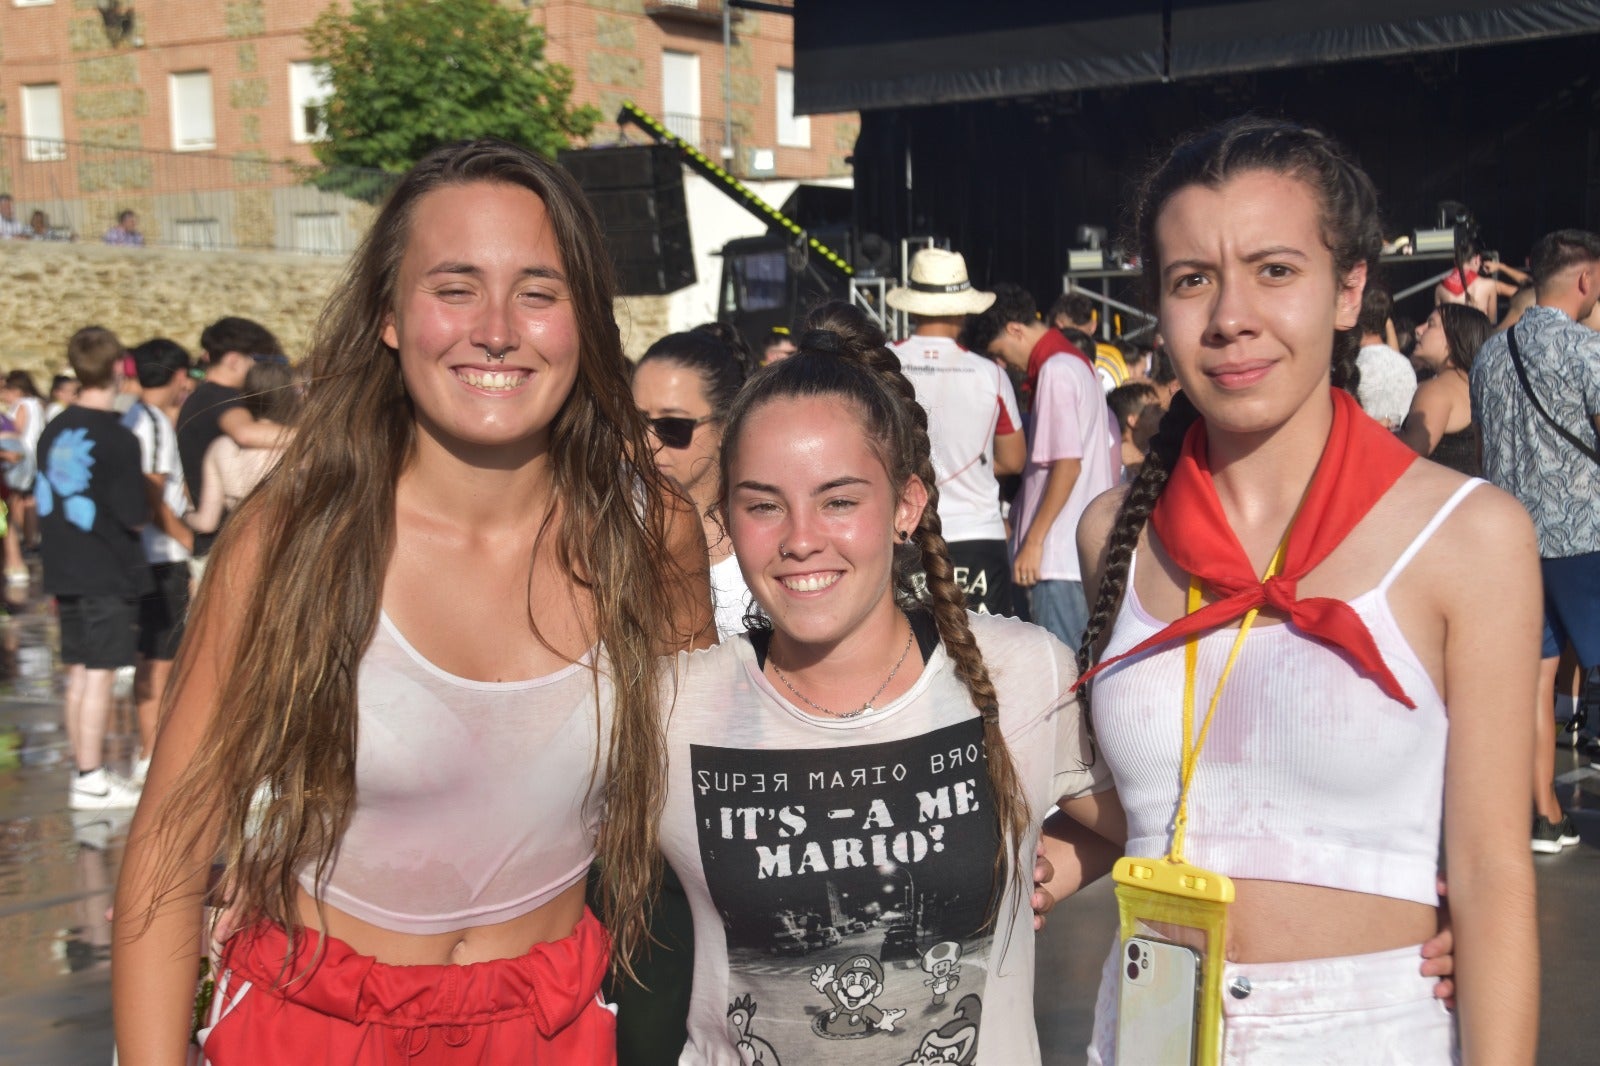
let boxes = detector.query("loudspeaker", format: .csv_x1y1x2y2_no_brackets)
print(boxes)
559,145,696,296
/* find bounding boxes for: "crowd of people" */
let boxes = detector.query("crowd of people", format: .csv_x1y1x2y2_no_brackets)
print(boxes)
6,114,1593,1064
21,318,295,813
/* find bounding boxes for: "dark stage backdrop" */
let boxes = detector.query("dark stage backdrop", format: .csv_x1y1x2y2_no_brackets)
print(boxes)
845,32,1600,321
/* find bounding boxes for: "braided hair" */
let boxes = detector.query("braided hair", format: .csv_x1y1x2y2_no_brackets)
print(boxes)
719,300,1031,914
1079,116,1382,708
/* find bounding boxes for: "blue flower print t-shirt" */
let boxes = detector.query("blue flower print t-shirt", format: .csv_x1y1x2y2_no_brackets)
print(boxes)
37,406,151,598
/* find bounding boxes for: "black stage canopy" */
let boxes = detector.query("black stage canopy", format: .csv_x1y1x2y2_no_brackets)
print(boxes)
798,4,1600,320
796,1,1600,114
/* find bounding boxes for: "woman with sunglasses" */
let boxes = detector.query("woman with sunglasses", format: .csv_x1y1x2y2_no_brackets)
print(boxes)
634,328,755,639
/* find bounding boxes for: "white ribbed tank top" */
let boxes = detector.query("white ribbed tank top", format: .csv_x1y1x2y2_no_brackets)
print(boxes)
1090,480,1483,906
297,613,611,934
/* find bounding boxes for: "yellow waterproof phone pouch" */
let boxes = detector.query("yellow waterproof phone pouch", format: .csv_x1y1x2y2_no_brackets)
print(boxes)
1114,855,1233,1065
1114,541,1286,1066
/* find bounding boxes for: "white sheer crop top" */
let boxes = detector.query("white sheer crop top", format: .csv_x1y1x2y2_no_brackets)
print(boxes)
297,613,611,934
1090,480,1482,907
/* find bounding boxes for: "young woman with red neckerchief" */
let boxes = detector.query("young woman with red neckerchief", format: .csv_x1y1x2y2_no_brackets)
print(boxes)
1052,118,1539,1064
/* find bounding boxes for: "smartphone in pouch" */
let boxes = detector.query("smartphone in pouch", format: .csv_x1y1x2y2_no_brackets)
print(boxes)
1116,935,1201,1065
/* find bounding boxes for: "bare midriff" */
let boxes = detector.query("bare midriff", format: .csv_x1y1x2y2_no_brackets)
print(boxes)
1151,879,1438,963
293,878,588,966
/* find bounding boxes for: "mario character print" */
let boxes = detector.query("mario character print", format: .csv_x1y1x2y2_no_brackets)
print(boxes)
691,720,1001,1062
919,941,962,1006
898,994,982,1066
810,953,906,1039
727,994,781,1065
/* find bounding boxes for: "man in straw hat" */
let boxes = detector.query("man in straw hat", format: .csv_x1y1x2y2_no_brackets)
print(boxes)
887,248,1026,616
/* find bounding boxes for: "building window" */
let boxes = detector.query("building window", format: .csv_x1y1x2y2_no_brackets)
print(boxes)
21,83,66,161
776,69,809,149
289,62,332,144
661,50,700,145
170,71,216,151
173,218,222,250
293,212,342,255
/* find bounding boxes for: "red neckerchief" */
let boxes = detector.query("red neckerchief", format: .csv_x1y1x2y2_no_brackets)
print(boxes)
1023,328,1093,396
1077,388,1419,707
1441,267,1478,296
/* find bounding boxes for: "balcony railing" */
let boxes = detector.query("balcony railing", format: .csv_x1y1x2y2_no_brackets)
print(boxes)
0,134,400,256
657,113,732,158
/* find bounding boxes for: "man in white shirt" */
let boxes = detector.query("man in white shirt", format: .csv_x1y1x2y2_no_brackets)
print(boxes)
887,250,1025,615
965,284,1120,647
122,338,195,783
1354,284,1416,429
0,194,29,239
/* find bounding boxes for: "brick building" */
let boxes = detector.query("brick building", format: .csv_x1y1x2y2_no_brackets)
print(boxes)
0,0,855,252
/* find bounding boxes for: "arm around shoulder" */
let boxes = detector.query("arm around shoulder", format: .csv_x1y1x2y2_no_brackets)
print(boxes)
218,406,288,450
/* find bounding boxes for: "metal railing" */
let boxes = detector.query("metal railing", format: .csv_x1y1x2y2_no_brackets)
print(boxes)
657,112,731,158
0,134,399,256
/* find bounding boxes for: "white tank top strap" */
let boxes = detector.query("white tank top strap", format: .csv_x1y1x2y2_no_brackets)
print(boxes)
1374,477,1486,595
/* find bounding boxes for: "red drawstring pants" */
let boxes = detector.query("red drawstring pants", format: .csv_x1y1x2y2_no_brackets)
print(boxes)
197,908,616,1064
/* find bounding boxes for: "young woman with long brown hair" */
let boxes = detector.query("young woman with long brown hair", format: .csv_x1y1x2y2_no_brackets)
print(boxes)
659,303,1114,1064
1061,117,1538,1062
112,139,712,1063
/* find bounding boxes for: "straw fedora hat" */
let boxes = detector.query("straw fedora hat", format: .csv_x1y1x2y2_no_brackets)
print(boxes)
885,248,995,317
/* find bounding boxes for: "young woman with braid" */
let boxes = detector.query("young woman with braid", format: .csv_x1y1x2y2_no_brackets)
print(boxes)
113,139,712,1063
658,302,1112,1064
1052,117,1537,1062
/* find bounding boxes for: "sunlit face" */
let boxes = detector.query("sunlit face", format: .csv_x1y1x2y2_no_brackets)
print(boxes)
1154,170,1365,436
728,396,926,651
633,359,721,499
382,181,581,453
1411,309,1450,370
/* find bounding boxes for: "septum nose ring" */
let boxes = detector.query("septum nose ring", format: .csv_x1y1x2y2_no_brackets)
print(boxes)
482,345,507,363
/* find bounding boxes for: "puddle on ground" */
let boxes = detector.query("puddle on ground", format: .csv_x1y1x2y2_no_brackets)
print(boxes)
0,592,138,994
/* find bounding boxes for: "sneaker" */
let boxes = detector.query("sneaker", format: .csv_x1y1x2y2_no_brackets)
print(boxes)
69,767,142,811
1532,813,1581,854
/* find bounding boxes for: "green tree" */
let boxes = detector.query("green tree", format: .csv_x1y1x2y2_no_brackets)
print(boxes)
307,0,599,195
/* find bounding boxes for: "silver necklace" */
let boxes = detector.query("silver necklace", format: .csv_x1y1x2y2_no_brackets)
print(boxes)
770,624,915,719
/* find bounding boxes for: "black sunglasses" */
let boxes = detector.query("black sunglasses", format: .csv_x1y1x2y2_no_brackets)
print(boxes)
646,415,712,449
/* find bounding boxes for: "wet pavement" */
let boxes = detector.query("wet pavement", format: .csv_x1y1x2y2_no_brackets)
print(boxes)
1,572,1597,1063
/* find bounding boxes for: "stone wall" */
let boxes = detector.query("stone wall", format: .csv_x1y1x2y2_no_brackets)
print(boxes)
0,240,346,377
0,240,673,380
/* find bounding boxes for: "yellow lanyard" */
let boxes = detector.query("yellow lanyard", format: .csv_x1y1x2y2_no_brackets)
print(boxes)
1168,538,1289,864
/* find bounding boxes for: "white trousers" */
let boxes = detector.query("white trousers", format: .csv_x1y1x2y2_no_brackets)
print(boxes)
1086,939,1458,1065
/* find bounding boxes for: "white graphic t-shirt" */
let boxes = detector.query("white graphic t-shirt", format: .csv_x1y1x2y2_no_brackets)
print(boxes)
661,611,1108,1065
891,336,1022,544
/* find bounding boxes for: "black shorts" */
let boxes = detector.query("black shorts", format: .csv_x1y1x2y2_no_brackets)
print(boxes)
58,594,138,670
947,538,1016,617
138,561,191,661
